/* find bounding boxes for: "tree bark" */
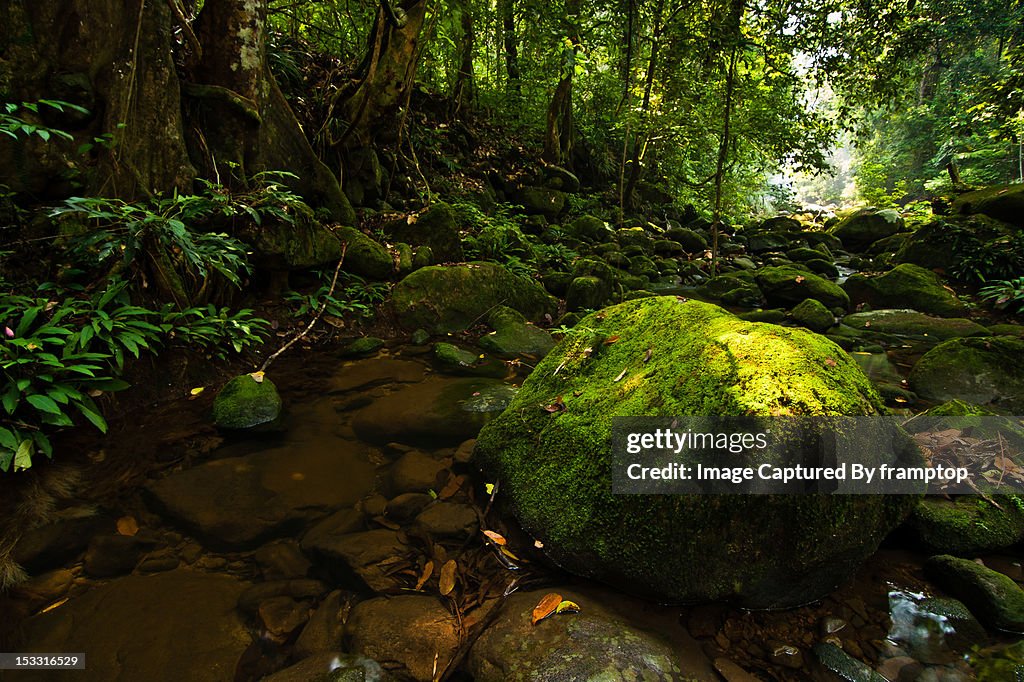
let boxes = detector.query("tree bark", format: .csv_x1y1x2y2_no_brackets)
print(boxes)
501,0,521,95
451,0,476,116
622,0,665,209
543,0,580,167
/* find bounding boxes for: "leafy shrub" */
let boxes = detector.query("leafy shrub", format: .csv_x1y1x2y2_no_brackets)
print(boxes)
286,271,390,319
979,277,1024,314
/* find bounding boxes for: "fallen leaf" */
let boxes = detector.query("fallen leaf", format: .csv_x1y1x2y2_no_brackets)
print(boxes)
543,396,567,413
795,275,806,284
614,368,627,382
415,561,434,590
604,335,620,345
116,516,139,536
534,539,545,549
249,371,265,383
643,348,653,363
500,545,522,561
483,530,507,546
824,358,837,368
484,483,496,495
532,593,563,625
189,386,205,396
439,559,457,596
555,600,580,614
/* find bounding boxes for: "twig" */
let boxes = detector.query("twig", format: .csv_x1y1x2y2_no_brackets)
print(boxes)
257,243,348,373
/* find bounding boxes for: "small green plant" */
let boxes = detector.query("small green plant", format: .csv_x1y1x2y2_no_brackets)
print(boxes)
286,271,390,320
1,100,88,143
979,277,1024,314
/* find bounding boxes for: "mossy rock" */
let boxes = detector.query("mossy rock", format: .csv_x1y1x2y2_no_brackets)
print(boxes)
843,264,966,317
390,262,557,333
909,336,1024,411
737,309,787,323
970,640,1024,681
518,186,567,220
664,228,707,252
813,643,888,682
805,258,840,278
333,226,394,280
909,497,1024,556
616,228,654,252
432,343,507,378
543,272,574,297
387,202,464,263
952,184,1024,226
842,310,989,341
787,247,829,262
755,265,849,310
212,375,282,430
566,215,613,243
628,255,660,280
474,297,916,608
479,307,556,359
477,224,536,263
925,554,1024,632
746,231,791,253
566,276,611,312
341,337,384,357
756,216,802,232
791,298,834,332
242,211,350,271
988,324,1024,338
571,257,617,284
831,208,904,251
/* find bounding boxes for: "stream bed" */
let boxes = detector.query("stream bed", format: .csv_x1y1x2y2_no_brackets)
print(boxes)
0,343,1019,681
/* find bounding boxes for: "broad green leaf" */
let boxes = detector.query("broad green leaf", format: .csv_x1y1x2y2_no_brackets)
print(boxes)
14,438,33,470
26,393,62,415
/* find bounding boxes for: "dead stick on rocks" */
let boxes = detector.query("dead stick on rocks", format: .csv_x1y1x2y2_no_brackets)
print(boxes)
258,243,347,374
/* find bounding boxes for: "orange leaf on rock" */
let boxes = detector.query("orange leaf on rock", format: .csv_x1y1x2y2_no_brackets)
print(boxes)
531,592,563,625
116,516,139,536
555,600,580,614
482,530,507,546
415,561,434,590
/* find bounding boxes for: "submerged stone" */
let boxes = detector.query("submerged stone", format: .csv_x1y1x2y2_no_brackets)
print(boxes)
212,374,282,430
474,297,916,608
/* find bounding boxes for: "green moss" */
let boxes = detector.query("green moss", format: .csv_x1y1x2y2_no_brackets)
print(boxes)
566,276,610,312
755,265,849,309
388,202,463,262
910,497,1024,555
952,183,1024,225
831,208,903,251
212,375,282,430
333,226,393,280
926,554,1024,631
970,640,1024,681
567,215,613,242
791,298,835,332
390,262,557,333
341,337,384,357
843,264,966,317
474,297,915,607
842,310,989,340
909,336,1024,411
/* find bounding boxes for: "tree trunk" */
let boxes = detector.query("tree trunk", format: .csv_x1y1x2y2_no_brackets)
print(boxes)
451,0,476,116
622,0,665,209
543,0,580,167
187,0,354,222
336,0,428,149
501,0,521,95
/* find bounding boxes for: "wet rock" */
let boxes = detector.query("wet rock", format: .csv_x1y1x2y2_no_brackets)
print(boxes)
876,656,923,682
467,588,686,681
390,451,447,493
237,579,327,614
384,493,435,523
83,533,160,578
909,497,1024,555
413,503,479,538
352,377,515,447
479,306,555,358
258,595,310,639
842,310,989,341
12,510,115,574
146,442,374,549
12,570,250,682
302,509,366,553
340,337,384,357
755,265,849,310
769,643,804,669
474,297,916,608
261,652,389,682
454,439,476,464
295,590,348,657
255,540,313,580
909,336,1024,411
813,642,888,681
832,208,904,251
212,374,283,430
302,529,413,592
432,343,506,378
791,298,834,332
136,549,179,574
391,262,557,333
345,595,460,681
686,603,727,638
386,202,464,263
844,264,966,318
713,658,761,681
968,640,1024,681
9,568,76,607
925,554,1024,632
888,590,987,664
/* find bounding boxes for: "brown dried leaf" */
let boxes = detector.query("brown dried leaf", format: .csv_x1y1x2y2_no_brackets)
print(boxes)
543,396,567,413
604,335,621,345
439,559,457,596
795,275,806,284
116,516,139,536
824,357,837,368
483,530,507,546
415,561,434,590
373,516,401,530
643,348,653,363
531,592,563,625
614,368,627,382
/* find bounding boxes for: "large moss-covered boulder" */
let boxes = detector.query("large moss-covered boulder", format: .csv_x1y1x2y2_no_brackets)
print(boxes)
925,555,1024,632
387,202,464,263
791,298,835,332
518,186,567,220
333,226,394,280
843,264,966,317
474,297,916,608
390,262,557,333
755,265,849,310
241,212,343,270
479,307,555,359
909,336,1024,411
567,215,614,243
842,310,989,341
952,184,1024,226
910,497,1024,556
212,375,282,430
832,208,904,251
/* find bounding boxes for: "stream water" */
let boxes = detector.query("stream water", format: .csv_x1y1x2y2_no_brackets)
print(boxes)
0,344,1018,681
